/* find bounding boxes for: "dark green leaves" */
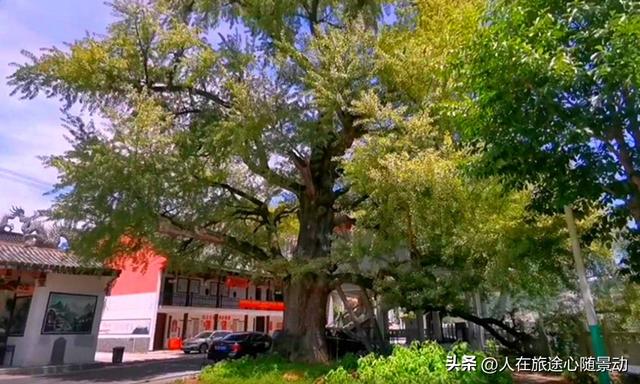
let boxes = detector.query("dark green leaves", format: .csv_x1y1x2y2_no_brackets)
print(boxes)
461,0,640,278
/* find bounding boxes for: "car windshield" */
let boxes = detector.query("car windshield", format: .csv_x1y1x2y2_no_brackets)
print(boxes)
211,331,230,338
193,331,212,339
222,333,250,342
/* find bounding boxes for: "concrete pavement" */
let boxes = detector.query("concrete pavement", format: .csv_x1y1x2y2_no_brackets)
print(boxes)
94,350,188,363
0,354,204,384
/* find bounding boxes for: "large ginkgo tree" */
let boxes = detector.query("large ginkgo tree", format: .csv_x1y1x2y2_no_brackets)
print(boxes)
9,0,399,362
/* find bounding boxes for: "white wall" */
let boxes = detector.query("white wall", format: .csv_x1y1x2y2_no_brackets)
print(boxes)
97,291,159,352
99,292,158,336
96,265,162,352
7,273,112,367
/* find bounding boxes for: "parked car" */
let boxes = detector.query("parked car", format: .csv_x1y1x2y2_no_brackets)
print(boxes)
207,332,272,361
183,330,232,354
271,329,283,343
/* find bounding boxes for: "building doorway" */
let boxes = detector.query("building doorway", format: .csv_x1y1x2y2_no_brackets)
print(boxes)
254,316,266,333
153,313,167,350
189,317,200,338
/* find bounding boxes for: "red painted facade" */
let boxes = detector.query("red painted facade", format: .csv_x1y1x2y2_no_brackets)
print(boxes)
108,247,166,296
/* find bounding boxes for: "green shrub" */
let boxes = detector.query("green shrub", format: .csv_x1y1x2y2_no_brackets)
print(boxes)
324,367,355,384
483,339,502,358
200,354,333,384
198,343,513,384
200,353,353,384
324,342,512,384
339,353,360,372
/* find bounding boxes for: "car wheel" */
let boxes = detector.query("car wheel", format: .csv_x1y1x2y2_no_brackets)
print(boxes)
199,344,208,354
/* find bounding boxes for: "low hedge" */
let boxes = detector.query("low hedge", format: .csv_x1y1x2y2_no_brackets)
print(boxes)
199,342,512,384
324,342,512,384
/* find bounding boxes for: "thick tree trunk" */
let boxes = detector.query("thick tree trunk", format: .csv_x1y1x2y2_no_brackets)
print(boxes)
276,180,335,362
277,273,331,363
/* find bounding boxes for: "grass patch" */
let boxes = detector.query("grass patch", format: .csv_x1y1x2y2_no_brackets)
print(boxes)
200,354,344,384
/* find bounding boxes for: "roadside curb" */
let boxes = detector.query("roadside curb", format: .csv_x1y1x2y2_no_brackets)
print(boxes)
0,355,203,377
0,362,108,376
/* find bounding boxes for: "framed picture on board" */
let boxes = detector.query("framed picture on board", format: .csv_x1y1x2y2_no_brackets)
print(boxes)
41,292,97,335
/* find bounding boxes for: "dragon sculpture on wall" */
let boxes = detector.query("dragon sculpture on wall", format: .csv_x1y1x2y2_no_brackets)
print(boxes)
0,210,15,232
0,206,70,248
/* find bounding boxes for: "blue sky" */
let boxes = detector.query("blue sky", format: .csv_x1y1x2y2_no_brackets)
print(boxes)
0,0,113,216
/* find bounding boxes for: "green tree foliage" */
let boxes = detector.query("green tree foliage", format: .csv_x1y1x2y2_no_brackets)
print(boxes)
377,0,483,109
460,0,640,277
589,244,640,332
8,0,397,362
347,147,570,297
341,133,574,350
332,0,587,353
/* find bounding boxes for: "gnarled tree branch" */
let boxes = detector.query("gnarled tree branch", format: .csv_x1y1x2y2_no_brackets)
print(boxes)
158,216,274,261
150,83,231,108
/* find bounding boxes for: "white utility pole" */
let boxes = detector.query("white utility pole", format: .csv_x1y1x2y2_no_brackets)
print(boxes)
564,205,610,384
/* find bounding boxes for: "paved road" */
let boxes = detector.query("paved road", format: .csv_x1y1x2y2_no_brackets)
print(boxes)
0,355,204,384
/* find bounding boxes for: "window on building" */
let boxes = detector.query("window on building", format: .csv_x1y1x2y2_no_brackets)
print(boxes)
255,287,262,301
209,281,218,296
190,279,201,294
177,278,188,293
8,296,31,336
274,290,283,301
190,318,200,337
219,283,229,297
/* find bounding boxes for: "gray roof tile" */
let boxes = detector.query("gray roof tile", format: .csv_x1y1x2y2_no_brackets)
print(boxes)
0,232,116,275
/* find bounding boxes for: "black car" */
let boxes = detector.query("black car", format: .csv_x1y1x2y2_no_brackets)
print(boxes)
271,329,284,343
207,332,272,361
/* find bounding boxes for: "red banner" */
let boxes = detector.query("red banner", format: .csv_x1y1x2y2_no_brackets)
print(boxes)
225,276,250,288
239,300,285,311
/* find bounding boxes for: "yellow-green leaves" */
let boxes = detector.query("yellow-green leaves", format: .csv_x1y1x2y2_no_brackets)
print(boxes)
288,20,378,116
378,0,484,107
105,92,175,155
